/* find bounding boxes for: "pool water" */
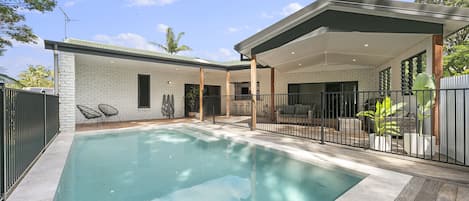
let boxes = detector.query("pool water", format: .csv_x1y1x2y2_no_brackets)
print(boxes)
54,126,364,201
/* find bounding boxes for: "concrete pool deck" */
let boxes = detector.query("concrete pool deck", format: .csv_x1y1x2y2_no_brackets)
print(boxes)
7,120,469,201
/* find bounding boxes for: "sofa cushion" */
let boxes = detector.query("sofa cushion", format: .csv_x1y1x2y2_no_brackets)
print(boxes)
282,105,296,115
295,104,310,115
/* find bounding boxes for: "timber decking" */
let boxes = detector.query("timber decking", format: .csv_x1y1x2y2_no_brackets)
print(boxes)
396,177,469,201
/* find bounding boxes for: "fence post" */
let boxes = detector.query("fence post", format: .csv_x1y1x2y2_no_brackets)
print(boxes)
320,91,325,144
43,90,47,148
0,83,5,198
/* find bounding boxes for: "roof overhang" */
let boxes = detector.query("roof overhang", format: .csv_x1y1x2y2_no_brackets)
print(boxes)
235,0,469,57
44,40,267,71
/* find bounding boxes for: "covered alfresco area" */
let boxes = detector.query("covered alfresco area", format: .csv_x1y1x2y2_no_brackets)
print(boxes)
208,0,469,166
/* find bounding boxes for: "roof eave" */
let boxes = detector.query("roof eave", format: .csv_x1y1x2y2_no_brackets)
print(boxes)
44,40,261,71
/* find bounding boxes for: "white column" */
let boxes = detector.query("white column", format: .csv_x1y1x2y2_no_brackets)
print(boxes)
58,52,76,132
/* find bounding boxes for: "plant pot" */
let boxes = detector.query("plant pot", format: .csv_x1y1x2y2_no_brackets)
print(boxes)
369,134,392,152
404,133,436,158
188,112,198,118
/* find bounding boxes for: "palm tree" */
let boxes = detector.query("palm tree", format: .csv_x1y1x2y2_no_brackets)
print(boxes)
151,27,192,55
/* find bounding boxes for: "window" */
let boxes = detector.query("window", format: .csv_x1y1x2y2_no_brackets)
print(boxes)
234,82,260,100
138,74,150,108
379,67,391,94
401,51,426,95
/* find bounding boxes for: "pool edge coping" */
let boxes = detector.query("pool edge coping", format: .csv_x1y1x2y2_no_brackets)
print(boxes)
7,123,412,201
7,132,75,201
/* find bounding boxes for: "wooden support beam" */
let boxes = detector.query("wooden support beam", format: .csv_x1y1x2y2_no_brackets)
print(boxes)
270,68,275,122
432,35,443,144
226,71,231,117
250,56,257,130
199,68,204,121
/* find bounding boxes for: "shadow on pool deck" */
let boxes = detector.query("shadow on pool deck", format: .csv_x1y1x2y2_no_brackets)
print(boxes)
77,119,469,201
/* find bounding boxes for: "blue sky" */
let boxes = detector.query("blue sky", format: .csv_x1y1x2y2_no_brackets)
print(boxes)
0,0,414,78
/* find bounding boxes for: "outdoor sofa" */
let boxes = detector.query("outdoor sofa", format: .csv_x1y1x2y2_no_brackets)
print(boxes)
275,104,315,124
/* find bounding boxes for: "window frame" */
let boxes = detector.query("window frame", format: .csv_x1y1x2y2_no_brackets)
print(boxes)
138,74,151,108
233,81,260,101
401,51,426,95
379,67,391,95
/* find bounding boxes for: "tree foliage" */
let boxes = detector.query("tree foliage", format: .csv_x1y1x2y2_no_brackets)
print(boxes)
0,0,56,54
151,27,192,55
415,0,469,77
18,65,54,88
444,41,469,76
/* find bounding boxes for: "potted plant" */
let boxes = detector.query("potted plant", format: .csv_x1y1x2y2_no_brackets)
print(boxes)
186,87,199,118
357,97,405,152
404,73,436,157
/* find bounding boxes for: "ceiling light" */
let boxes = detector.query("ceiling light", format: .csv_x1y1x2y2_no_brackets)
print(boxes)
291,51,296,55
298,63,302,66
352,59,357,62
364,44,369,47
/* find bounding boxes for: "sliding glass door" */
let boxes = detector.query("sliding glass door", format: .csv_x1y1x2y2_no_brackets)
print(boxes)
288,81,358,118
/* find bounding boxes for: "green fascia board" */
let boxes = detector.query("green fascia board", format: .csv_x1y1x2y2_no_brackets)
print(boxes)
235,0,469,56
251,10,443,55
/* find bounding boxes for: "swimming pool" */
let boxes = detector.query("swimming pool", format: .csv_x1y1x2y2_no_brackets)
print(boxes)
54,126,364,201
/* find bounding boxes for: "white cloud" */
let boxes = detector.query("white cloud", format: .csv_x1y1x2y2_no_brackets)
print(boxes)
64,1,76,7
219,48,233,57
260,12,274,19
202,48,238,61
259,3,304,20
93,33,159,51
226,25,249,33
127,0,176,7
157,24,169,33
281,3,303,16
227,27,239,33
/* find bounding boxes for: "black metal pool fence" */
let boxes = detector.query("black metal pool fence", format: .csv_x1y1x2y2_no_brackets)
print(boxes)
0,84,59,200
204,88,469,167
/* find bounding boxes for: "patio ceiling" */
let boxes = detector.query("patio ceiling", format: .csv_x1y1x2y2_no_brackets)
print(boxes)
256,30,430,73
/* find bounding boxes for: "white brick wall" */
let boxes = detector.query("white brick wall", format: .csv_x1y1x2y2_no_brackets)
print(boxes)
58,52,76,132
75,55,226,124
